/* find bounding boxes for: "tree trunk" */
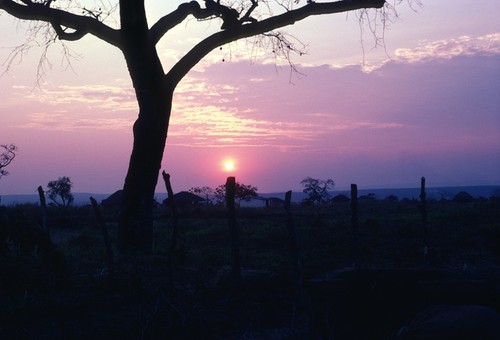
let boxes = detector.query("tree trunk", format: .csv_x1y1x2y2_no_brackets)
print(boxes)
117,1,174,255
117,90,172,254
118,85,172,254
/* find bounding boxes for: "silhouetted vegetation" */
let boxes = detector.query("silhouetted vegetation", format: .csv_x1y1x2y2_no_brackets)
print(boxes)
0,143,17,179
0,0,394,254
47,176,74,207
301,177,335,205
214,181,258,205
1,194,499,338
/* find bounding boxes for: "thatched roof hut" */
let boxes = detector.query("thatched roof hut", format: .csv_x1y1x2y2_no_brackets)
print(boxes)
101,190,160,209
101,190,123,208
163,191,205,207
453,191,474,203
331,194,350,203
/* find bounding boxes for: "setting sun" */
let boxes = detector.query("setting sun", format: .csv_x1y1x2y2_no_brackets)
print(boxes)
223,159,235,172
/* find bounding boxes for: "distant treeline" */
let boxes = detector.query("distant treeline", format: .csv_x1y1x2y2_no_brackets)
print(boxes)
1,185,499,206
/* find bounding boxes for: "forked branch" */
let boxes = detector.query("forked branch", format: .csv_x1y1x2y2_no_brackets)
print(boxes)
0,144,17,178
150,0,253,45
0,0,120,47
167,0,386,87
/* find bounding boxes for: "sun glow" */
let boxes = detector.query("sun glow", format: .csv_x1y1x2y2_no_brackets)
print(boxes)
223,159,235,172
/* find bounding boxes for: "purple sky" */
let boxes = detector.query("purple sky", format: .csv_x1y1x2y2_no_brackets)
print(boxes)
1,1,499,195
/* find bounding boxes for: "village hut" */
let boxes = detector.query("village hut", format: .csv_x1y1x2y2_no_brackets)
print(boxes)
163,191,205,208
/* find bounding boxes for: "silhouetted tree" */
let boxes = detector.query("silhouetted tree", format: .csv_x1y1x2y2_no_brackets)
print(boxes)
189,186,214,205
0,144,17,179
214,181,258,205
1,0,411,254
301,176,334,204
47,176,74,207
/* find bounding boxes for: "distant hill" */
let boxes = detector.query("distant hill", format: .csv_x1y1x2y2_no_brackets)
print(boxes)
252,185,500,202
1,186,498,206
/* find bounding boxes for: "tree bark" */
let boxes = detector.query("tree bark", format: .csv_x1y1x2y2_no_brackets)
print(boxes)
117,92,171,254
117,0,173,254
117,82,173,254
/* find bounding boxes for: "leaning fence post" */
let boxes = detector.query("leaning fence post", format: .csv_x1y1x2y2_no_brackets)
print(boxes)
37,186,50,240
90,197,114,275
226,176,240,281
350,183,359,267
162,171,179,286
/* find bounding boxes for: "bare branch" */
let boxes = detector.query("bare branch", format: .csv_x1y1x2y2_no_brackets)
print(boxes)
240,0,258,24
204,0,240,29
167,0,386,87
0,0,121,47
149,1,210,45
259,30,307,74
0,144,17,179
150,0,245,45
2,18,80,85
356,0,422,63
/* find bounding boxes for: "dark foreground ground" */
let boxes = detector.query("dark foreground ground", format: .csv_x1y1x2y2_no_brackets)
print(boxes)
1,198,499,339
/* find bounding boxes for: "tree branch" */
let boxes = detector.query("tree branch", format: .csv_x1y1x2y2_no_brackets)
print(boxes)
239,0,258,25
149,1,210,45
0,0,121,48
150,0,245,45
204,0,240,30
0,144,17,178
167,0,385,87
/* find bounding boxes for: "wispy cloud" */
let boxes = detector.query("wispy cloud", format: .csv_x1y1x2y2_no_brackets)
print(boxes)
17,112,134,131
11,83,137,131
13,84,137,112
169,103,314,149
11,34,497,150
394,33,500,63
169,85,405,150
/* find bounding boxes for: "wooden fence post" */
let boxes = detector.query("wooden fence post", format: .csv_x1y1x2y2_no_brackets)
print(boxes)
285,190,302,293
420,176,429,265
285,190,306,331
90,197,114,275
37,186,50,240
162,171,179,285
226,176,240,281
350,184,359,267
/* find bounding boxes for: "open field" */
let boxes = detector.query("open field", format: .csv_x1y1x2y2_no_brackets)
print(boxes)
1,197,499,338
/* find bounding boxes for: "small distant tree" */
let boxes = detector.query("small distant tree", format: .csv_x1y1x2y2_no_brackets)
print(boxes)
47,176,74,207
236,183,259,201
214,181,258,205
188,186,214,205
0,144,17,179
301,177,335,205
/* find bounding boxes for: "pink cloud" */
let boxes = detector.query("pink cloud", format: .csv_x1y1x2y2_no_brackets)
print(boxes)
162,39,500,191
394,33,500,62
1,34,498,194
